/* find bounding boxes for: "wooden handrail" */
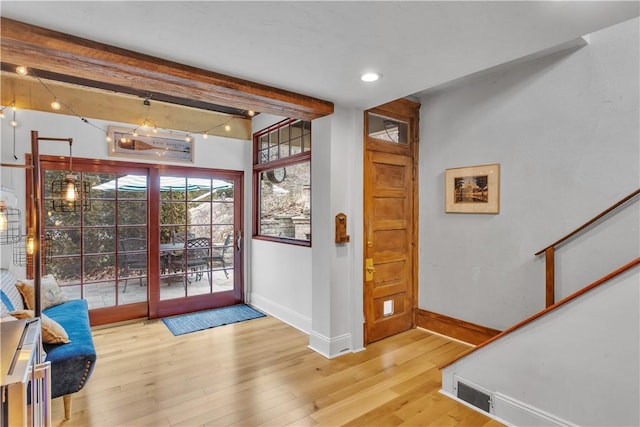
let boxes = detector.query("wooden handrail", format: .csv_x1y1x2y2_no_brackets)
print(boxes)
535,188,640,256
441,257,640,370
535,188,639,307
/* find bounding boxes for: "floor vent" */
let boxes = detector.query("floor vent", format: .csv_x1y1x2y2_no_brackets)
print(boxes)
456,380,491,413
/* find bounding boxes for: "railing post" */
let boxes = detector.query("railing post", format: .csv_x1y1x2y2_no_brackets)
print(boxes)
545,247,555,308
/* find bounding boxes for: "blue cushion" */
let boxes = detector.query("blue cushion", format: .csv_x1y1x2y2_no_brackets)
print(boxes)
0,269,24,314
43,299,96,398
0,289,14,313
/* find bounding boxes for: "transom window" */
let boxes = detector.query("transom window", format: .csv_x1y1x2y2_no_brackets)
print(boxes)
367,112,408,144
253,119,311,245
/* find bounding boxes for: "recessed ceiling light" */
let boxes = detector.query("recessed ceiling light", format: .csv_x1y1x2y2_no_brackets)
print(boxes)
361,72,381,82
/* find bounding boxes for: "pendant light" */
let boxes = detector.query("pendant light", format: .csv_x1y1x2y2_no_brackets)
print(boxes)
0,187,22,245
13,232,52,267
50,139,91,212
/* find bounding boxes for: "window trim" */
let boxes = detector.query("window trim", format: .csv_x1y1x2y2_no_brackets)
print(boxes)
252,118,311,247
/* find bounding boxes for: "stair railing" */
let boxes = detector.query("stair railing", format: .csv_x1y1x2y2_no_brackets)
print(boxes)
535,188,640,307
442,257,639,369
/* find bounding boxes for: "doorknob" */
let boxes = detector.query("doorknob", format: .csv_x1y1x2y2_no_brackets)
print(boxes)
365,258,375,281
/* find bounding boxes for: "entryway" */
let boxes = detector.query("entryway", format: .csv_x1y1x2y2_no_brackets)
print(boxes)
363,98,420,344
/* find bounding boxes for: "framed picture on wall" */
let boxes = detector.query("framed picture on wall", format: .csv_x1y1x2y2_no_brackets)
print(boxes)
445,163,500,214
108,126,194,163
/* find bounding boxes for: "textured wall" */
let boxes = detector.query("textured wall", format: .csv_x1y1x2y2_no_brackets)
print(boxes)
418,18,639,330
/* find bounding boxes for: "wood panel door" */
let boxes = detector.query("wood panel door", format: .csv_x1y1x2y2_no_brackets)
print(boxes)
364,99,419,344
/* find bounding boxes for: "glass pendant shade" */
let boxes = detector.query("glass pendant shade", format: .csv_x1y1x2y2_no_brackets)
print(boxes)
50,141,91,212
13,233,52,267
51,173,91,212
0,199,22,245
0,208,7,232
64,174,78,201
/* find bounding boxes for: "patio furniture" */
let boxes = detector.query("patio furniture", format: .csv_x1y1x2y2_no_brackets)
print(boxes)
119,238,147,293
170,237,212,286
212,234,232,279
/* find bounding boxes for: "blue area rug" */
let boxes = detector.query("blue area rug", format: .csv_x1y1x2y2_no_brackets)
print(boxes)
162,304,266,336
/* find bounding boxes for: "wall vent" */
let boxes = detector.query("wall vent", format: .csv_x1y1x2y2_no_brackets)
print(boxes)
455,379,492,413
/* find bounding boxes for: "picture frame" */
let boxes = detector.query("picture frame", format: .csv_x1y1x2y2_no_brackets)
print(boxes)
108,126,194,163
445,163,500,214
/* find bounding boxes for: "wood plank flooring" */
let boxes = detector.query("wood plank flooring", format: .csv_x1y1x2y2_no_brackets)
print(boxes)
51,315,503,426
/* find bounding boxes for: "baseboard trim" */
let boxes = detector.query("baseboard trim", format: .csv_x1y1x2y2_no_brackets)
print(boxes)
249,293,311,334
308,330,352,359
416,309,501,345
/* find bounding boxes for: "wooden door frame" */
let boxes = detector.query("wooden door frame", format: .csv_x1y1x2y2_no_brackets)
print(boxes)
151,166,245,319
29,156,244,325
363,98,420,344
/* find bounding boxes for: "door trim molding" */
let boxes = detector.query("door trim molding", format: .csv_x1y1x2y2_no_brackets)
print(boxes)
363,98,420,345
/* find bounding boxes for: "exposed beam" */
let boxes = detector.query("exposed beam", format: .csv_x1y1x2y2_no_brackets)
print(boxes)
1,18,334,121
1,72,252,140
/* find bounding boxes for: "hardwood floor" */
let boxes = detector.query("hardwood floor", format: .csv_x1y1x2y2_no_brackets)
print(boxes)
52,315,503,426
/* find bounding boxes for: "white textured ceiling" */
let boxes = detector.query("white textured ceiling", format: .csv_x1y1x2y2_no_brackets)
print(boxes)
1,1,638,110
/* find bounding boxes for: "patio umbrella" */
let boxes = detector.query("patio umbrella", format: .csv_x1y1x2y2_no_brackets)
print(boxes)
93,175,232,192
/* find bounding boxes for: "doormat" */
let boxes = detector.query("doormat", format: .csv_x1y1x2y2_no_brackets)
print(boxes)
162,304,266,336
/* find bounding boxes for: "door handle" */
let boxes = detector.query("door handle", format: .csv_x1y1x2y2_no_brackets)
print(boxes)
236,230,242,252
365,258,375,281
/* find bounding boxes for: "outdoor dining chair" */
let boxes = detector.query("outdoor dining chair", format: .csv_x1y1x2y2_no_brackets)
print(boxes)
170,237,213,287
118,237,148,293
211,234,231,279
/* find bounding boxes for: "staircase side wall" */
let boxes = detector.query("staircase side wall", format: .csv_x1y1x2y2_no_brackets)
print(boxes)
442,268,639,426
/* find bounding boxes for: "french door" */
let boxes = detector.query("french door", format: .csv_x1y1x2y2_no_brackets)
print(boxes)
38,157,243,325
153,167,243,318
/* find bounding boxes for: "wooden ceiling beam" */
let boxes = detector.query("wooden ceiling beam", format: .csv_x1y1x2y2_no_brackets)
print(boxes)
1,17,334,121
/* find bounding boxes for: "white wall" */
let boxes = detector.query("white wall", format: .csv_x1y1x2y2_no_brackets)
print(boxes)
418,18,640,330
3,107,365,358
309,106,364,357
250,110,365,357
248,114,313,333
0,109,251,274
442,267,640,426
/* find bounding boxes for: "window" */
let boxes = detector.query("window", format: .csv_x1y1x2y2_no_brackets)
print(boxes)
253,118,311,245
367,112,408,144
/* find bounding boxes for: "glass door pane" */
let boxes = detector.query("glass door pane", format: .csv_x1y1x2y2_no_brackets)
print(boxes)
158,174,235,301
43,170,149,309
